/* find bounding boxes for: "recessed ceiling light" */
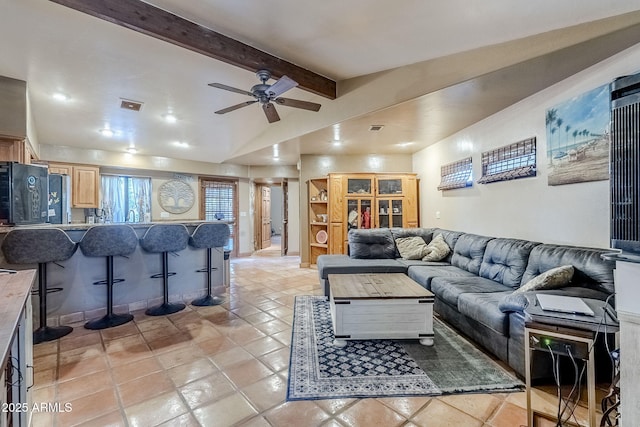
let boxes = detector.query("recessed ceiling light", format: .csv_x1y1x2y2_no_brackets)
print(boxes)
173,141,189,148
332,140,342,146
396,142,415,147
162,113,177,123
52,92,69,101
99,128,114,137
127,147,137,154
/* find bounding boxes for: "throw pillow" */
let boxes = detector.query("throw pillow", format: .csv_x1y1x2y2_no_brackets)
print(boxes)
514,265,574,294
395,236,429,260
422,233,451,262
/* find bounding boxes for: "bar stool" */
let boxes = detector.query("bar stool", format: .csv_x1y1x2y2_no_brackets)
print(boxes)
1,228,78,343
139,224,189,316
79,225,138,329
189,223,230,306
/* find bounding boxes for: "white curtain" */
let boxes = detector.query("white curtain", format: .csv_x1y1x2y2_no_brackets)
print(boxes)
101,175,151,223
130,177,151,222
101,176,126,223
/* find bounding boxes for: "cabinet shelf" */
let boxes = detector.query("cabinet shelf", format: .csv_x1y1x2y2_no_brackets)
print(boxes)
308,177,330,266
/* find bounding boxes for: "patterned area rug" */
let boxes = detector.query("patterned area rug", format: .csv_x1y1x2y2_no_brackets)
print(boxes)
287,295,523,400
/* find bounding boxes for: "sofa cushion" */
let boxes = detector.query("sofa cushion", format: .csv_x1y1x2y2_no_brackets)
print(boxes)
348,228,397,259
479,238,540,288
450,233,494,275
317,254,406,280
514,265,574,293
395,236,430,260
430,276,512,307
422,234,451,262
521,244,615,294
458,292,512,335
407,264,475,291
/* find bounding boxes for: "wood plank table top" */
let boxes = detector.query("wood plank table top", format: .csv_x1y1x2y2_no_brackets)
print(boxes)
0,269,35,370
328,273,433,300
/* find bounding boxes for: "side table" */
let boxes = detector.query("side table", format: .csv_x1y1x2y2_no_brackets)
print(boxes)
524,297,619,427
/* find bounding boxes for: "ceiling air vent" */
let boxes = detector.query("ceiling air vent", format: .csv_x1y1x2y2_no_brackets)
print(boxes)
369,125,384,131
120,99,143,112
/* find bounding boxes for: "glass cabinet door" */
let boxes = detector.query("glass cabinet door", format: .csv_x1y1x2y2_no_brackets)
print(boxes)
347,198,373,230
377,198,403,228
377,178,403,195
347,178,373,196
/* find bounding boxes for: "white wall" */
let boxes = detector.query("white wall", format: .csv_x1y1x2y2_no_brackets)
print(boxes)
288,180,300,255
413,42,640,248
238,179,253,256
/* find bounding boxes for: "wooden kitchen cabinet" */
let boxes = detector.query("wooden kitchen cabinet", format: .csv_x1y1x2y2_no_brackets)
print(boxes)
0,136,37,164
48,162,100,208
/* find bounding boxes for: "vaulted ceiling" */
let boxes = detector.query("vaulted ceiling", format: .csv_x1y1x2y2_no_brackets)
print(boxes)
1,0,640,167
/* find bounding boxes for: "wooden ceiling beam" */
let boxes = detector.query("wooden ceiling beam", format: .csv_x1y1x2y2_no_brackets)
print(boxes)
49,0,336,99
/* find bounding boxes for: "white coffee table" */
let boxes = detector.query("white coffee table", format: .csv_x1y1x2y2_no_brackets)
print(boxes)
328,273,435,347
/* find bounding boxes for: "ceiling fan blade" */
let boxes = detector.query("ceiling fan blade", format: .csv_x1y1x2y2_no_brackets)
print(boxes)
215,100,257,114
266,75,298,98
274,97,322,112
208,83,255,97
262,103,280,123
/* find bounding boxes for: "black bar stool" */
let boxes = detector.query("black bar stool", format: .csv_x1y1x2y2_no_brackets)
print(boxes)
79,225,138,329
139,224,189,316
189,223,230,306
1,228,78,343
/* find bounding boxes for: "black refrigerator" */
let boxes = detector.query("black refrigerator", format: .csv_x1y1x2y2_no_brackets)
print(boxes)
0,162,49,225
48,173,71,224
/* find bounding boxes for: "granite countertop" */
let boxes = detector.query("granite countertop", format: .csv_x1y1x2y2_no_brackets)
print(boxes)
0,270,35,370
0,220,232,233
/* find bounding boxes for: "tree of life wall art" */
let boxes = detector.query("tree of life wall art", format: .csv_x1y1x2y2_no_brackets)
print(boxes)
545,84,610,186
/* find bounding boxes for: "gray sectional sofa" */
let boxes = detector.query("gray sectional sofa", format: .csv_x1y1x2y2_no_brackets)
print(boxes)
317,228,615,378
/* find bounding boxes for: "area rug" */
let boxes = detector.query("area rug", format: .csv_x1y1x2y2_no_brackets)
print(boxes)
287,295,523,400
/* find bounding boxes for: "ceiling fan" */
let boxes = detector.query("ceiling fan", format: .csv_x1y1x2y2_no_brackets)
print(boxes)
208,70,322,123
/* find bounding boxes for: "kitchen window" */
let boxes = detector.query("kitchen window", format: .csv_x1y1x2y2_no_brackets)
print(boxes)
101,175,152,223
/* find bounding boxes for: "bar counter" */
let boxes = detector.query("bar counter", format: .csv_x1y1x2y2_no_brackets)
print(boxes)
0,221,228,325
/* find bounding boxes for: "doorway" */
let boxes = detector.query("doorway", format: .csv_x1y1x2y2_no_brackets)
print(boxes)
254,179,289,256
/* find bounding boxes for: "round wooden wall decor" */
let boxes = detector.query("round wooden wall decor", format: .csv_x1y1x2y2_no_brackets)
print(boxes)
158,180,195,214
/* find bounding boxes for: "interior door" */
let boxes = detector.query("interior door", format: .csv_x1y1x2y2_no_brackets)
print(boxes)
261,186,271,248
281,179,288,256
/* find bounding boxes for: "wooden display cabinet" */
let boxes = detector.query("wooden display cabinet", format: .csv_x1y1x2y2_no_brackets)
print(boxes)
308,177,329,265
328,173,418,254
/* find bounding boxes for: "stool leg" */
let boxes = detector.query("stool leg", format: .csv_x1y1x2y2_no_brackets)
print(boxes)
33,262,73,344
146,252,185,316
85,256,134,330
192,248,225,306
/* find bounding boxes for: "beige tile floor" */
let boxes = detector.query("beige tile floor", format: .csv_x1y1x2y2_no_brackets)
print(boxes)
31,252,606,427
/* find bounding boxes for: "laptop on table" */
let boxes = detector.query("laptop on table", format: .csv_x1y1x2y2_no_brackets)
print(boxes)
536,294,595,317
